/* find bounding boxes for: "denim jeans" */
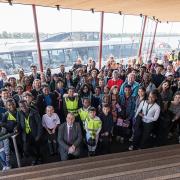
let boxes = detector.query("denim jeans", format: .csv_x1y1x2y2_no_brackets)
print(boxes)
0,151,8,167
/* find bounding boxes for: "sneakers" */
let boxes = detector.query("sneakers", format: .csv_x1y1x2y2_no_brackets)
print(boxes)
31,160,37,166
88,151,95,157
5,166,11,170
2,167,6,172
128,145,134,151
129,136,133,142
168,132,173,139
116,136,120,142
120,137,124,144
2,166,11,172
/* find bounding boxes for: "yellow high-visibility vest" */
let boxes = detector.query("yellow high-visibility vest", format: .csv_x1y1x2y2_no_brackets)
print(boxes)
25,116,31,134
78,108,89,122
7,112,16,122
169,54,178,62
86,117,102,139
65,97,79,116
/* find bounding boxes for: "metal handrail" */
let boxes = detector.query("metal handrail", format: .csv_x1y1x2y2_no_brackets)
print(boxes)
0,132,16,141
0,132,21,167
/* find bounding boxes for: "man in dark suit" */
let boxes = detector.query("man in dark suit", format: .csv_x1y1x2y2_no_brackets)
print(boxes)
58,113,82,161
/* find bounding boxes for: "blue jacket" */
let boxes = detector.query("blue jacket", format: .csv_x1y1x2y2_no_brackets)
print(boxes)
119,81,140,97
119,95,136,121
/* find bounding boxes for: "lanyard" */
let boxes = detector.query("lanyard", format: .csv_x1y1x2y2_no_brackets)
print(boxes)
145,103,154,116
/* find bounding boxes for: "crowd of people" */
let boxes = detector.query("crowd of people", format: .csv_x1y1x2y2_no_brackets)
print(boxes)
0,53,179,171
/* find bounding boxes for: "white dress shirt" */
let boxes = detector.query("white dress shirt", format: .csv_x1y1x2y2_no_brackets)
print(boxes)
135,100,160,123
42,113,60,129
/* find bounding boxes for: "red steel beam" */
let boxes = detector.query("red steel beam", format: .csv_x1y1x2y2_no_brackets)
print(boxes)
99,11,104,69
149,21,158,61
32,4,43,72
138,15,147,59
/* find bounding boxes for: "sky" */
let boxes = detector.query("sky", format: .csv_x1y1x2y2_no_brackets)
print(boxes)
0,3,180,34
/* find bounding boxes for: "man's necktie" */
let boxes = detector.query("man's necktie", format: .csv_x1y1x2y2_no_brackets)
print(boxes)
68,126,72,144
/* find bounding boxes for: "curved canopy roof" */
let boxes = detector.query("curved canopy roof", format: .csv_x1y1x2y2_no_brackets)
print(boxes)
0,0,180,22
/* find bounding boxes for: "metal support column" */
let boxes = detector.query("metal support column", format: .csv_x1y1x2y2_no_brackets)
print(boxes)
149,21,158,61
98,11,104,69
138,16,147,59
32,4,43,72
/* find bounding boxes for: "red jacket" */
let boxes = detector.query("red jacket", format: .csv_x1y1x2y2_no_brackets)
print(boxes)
107,79,123,90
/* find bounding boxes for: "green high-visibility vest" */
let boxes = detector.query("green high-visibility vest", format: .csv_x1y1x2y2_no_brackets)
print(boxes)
25,116,31,134
7,112,16,121
78,108,89,122
86,117,102,139
65,97,78,116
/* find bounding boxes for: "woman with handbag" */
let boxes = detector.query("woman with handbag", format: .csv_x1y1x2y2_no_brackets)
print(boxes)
129,90,160,150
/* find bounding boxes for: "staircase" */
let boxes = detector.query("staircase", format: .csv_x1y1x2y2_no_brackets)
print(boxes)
0,144,180,180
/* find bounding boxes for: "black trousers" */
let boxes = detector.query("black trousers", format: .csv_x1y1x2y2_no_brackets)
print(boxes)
156,116,171,146
99,136,111,155
46,129,58,142
140,122,154,149
170,120,180,136
46,130,58,155
133,119,154,149
23,134,43,161
132,116,143,149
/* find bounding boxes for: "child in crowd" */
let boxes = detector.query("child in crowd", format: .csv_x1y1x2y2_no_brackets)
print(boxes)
85,107,102,156
4,83,16,97
42,106,60,155
103,86,110,96
0,88,10,107
2,98,17,133
99,104,113,154
13,85,24,107
114,85,135,143
110,85,120,123
55,79,65,97
54,79,65,120
92,86,102,109
78,98,91,131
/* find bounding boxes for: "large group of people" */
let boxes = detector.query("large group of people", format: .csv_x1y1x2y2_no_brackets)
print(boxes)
0,53,179,171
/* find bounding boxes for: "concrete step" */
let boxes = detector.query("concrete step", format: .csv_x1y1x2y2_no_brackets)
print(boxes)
1,144,180,177
146,173,180,180
28,156,180,180
83,163,180,180
1,148,180,180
